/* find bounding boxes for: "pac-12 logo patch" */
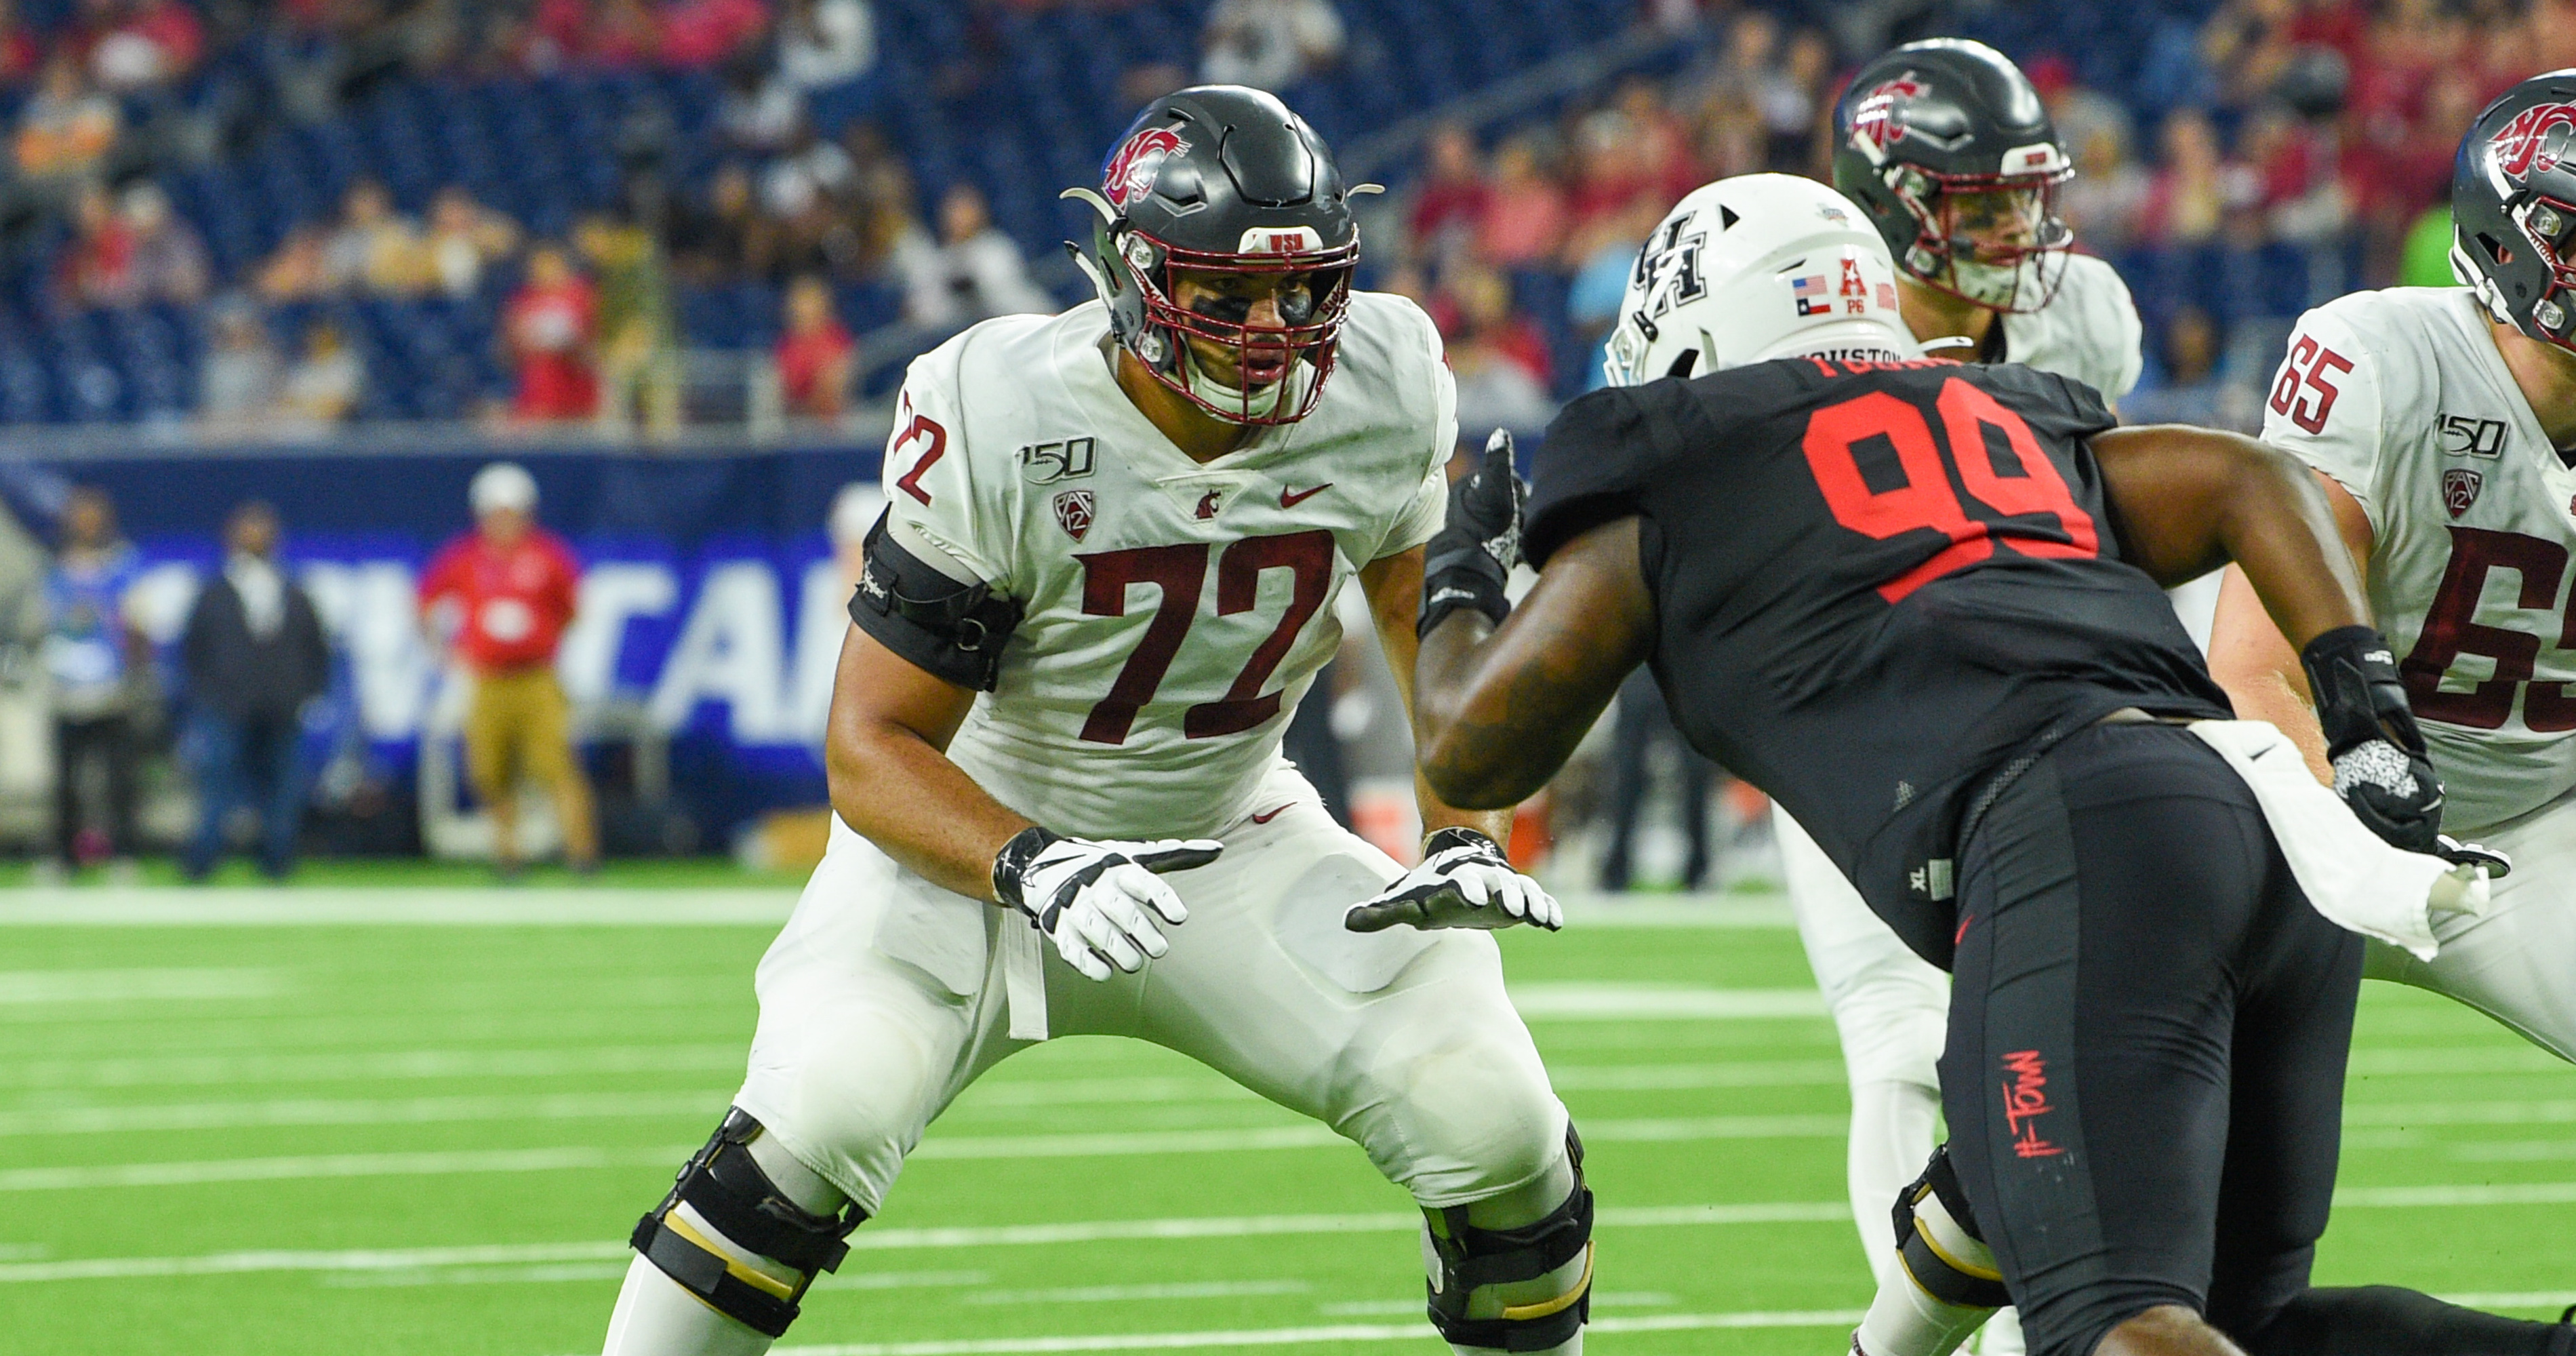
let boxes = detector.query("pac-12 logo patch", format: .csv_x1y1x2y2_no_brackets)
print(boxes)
2444,468,2484,518
1103,126,1187,210
1053,490,1096,541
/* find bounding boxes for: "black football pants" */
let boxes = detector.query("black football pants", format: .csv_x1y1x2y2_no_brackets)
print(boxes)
1941,722,2573,1356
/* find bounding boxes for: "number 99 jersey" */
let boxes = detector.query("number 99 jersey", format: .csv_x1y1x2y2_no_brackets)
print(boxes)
2261,286,2576,835
869,293,1453,842
1524,356,2229,969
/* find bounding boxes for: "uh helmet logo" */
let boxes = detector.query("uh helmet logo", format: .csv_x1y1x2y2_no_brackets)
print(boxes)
1847,76,1924,165
1103,126,1188,210
2491,102,2576,182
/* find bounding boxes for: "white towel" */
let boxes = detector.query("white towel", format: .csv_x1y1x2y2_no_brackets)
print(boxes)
1002,916,1050,1042
2188,719,2488,961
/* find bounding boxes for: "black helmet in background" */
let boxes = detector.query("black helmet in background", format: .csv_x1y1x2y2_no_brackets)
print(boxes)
1831,39,2074,315
1065,85,1371,425
2453,71,2576,353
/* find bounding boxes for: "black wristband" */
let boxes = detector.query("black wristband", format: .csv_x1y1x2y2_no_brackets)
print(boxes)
1417,553,1510,639
990,826,1061,910
2299,624,2421,757
1421,825,1501,858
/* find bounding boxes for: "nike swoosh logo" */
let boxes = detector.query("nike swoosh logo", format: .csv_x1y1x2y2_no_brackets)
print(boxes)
1279,483,1333,509
1249,804,1294,824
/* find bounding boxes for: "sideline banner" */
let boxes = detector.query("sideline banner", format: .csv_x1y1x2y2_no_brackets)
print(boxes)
31,441,887,829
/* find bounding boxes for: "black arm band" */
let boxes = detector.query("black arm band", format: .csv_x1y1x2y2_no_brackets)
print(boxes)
2299,624,2421,756
848,513,1024,692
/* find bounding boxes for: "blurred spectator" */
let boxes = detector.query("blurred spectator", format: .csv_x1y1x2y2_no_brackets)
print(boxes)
1118,60,1190,109
418,463,598,877
84,0,205,92
2138,108,2247,247
255,224,332,304
1565,109,1656,238
1444,268,1552,437
279,318,365,427
658,0,771,69
2123,306,2232,427
14,54,119,183
759,119,857,228
1475,137,1567,269
198,301,282,429
425,186,522,298
776,275,853,418
1408,125,1488,262
777,0,875,93
1199,0,1343,92
39,486,144,881
1758,31,1832,172
1598,669,1714,892
1565,197,1659,389
123,182,210,306
505,243,601,421
896,183,1052,328
669,161,772,283
0,0,42,83
578,211,678,434
57,182,137,308
323,178,435,296
179,501,328,881
2057,116,2151,255
717,54,804,157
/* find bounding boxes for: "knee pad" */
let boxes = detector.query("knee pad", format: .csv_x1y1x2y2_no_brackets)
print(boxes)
1422,1127,1594,1352
630,1109,868,1338
1891,1144,2009,1311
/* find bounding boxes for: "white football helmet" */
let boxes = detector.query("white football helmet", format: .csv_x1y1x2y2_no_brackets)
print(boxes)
1601,174,1920,388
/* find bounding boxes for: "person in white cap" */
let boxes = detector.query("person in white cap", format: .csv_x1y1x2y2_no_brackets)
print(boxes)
418,461,597,877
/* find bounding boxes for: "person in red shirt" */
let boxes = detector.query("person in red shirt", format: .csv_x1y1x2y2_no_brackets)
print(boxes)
775,275,854,418
418,462,599,877
505,244,601,422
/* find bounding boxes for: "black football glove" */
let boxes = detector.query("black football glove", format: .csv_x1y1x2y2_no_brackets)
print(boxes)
1417,428,1527,639
2301,624,2443,854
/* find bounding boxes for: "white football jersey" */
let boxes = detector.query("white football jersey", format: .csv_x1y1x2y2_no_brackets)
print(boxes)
2262,286,2576,834
880,293,1454,841
1997,252,2144,403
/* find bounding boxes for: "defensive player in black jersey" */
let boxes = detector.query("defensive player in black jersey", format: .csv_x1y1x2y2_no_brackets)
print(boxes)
1390,174,2564,1356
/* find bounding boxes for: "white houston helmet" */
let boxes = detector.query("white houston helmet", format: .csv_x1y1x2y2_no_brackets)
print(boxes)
1601,174,1920,388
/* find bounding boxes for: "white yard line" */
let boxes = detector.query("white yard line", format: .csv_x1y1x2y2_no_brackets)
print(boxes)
0,890,799,927
0,1043,752,1090
0,1203,1849,1283
2,1180,2563,1289
758,1309,1864,1355
0,1090,731,1136
0,968,284,1003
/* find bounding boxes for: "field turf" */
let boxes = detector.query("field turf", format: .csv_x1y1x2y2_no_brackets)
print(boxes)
0,877,2568,1355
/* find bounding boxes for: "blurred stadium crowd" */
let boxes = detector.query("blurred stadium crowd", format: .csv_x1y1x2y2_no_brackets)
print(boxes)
0,0,2564,881
0,0,2544,432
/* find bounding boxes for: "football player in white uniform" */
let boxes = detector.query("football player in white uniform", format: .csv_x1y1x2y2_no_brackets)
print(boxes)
1731,40,2144,1351
2211,73,2576,1060
601,88,1590,1356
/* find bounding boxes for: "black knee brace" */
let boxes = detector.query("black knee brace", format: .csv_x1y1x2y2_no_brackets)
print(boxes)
630,1109,868,1338
1891,1144,2009,1311
1423,1127,1594,1352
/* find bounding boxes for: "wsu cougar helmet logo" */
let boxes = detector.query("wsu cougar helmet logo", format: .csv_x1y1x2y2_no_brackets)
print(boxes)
2491,102,2576,182
1104,126,1188,210
1849,77,1925,161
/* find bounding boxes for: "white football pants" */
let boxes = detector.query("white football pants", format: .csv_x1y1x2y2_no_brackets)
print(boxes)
2365,787,2576,1060
607,770,1575,1355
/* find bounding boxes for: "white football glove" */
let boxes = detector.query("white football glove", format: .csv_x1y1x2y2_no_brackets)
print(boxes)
1344,827,1562,934
991,829,1222,980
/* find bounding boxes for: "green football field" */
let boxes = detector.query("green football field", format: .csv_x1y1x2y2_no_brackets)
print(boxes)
1,875,2569,1355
